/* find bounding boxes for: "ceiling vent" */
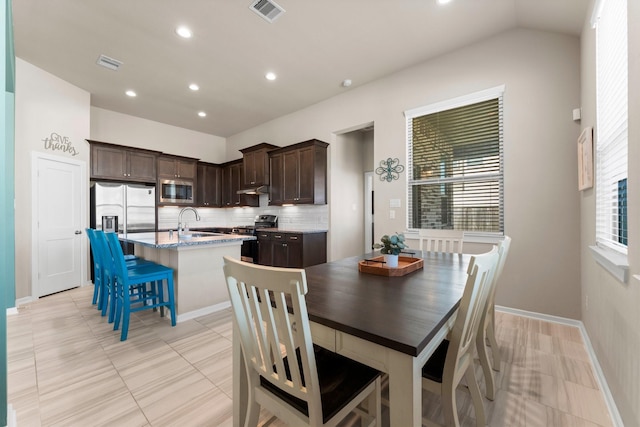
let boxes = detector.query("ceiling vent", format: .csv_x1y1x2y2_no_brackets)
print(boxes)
96,54,123,71
249,0,285,23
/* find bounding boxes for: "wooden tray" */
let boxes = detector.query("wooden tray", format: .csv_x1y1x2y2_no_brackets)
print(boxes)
358,256,424,277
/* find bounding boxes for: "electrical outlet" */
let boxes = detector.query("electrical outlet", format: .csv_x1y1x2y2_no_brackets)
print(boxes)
389,209,396,219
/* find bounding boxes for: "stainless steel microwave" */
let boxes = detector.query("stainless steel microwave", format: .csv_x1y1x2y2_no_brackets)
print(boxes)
159,179,194,204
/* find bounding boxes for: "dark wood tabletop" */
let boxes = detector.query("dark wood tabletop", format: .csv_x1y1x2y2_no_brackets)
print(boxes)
304,252,472,357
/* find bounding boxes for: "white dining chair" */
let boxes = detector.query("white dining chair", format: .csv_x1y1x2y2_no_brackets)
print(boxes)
419,229,464,254
222,256,382,427
421,246,500,427
476,235,512,400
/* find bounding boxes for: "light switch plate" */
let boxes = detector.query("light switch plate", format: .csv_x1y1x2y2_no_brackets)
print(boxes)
389,199,401,208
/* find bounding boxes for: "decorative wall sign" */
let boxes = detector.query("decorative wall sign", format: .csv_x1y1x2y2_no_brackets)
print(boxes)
577,127,593,191
43,132,79,156
375,158,405,182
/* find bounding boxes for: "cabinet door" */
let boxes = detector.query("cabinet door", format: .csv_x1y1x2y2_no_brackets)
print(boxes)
221,166,231,206
257,232,273,266
127,150,157,182
197,164,221,206
297,146,315,204
269,153,284,205
286,234,303,268
243,151,257,186
221,163,237,207
271,233,288,267
91,145,126,179
177,160,196,179
283,150,299,203
157,157,176,178
230,163,242,206
243,148,270,187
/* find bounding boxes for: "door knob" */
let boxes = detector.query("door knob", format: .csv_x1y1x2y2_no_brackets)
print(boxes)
75,230,82,235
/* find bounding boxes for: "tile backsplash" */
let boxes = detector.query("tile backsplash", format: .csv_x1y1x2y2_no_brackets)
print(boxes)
158,200,328,231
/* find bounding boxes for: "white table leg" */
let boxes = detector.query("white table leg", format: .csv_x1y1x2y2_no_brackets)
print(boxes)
387,351,423,427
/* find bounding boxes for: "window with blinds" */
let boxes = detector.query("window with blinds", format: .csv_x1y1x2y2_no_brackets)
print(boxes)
594,0,627,253
406,88,504,233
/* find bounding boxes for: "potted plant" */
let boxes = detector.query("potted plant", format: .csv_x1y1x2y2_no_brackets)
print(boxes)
374,233,407,268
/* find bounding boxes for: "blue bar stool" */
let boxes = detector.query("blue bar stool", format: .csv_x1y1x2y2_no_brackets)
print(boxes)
86,228,105,307
105,232,176,341
87,228,149,312
93,229,155,321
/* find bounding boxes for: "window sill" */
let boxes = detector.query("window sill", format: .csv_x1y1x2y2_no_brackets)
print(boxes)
589,245,629,283
403,230,503,245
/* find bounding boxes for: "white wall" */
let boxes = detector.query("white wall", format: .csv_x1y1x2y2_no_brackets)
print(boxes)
331,130,367,260
91,107,226,163
226,28,583,319
580,1,640,424
14,58,91,300
14,61,232,300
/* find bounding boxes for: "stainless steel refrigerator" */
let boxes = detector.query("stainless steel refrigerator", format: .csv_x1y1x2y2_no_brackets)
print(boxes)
90,182,156,233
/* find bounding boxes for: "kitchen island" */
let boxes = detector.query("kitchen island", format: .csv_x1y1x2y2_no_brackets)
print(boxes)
119,231,255,321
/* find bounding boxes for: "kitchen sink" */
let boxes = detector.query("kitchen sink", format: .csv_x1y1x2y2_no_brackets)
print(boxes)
179,231,225,239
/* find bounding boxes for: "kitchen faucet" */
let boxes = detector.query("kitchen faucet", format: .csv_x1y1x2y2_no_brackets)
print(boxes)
178,207,201,235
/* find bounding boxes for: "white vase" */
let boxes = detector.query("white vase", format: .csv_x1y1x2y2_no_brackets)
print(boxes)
384,254,399,268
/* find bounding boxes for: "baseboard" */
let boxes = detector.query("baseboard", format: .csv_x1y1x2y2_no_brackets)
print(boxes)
6,404,16,427
15,296,35,307
6,296,36,316
176,301,231,323
495,305,624,427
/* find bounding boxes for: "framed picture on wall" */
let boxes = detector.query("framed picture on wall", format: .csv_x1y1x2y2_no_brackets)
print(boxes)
577,127,594,191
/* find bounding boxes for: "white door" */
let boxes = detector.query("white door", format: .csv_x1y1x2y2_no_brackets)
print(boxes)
34,154,85,297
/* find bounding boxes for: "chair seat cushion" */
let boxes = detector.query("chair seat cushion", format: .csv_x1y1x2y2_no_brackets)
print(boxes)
260,344,379,423
421,339,450,383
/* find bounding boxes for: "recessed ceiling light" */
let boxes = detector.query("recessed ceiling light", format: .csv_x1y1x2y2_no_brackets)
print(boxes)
189,83,200,91
198,111,207,117
176,26,193,38
342,79,352,87
265,72,277,81
437,0,452,4
125,90,137,97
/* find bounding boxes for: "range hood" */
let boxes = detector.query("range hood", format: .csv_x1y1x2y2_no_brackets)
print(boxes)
237,185,269,195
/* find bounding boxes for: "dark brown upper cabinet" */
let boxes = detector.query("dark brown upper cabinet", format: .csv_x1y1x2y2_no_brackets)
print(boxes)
268,139,328,206
196,162,222,207
240,143,279,187
89,140,159,183
221,160,259,208
157,155,197,180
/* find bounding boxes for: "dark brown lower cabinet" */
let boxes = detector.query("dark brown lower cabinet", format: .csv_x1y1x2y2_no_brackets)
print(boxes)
257,231,326,268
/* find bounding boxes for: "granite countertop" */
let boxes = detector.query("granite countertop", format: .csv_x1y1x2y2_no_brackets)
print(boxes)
119,231,256,249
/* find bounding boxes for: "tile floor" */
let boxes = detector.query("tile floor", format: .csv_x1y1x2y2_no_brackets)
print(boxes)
7,286,614,426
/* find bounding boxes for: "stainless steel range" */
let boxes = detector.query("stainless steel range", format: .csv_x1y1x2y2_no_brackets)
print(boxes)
234,214,278,263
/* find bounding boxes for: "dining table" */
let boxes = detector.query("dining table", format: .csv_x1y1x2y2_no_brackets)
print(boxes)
231,251,473,427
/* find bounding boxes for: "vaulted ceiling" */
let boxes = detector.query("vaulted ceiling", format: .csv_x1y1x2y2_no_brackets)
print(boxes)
12,0,589,137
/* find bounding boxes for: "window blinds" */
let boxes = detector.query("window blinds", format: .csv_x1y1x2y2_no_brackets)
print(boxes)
595,0,628,252
406,89,504,233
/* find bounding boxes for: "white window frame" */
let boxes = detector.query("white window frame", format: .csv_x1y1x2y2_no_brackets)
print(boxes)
589,0,629,282
404,85,505,241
